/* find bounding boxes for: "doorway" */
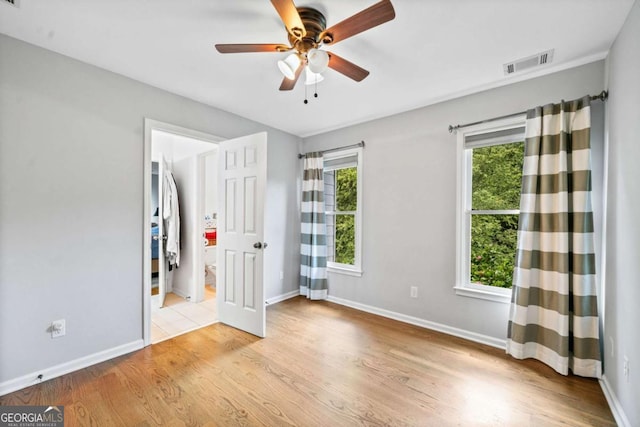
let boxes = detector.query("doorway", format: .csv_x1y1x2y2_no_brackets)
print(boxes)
143,120,223,345
143,120,269,345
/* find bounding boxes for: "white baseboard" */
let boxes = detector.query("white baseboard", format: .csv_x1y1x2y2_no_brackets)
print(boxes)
266,289,300,305
600,374,631,427
0,339,144,397
172,288,189,300
327,295,507,350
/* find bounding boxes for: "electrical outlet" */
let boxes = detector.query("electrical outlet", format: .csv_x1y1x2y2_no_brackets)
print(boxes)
623,356,629,383
410,286,418,298
51,319,65,338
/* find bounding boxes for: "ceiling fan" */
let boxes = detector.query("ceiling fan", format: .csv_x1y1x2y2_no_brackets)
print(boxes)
215,0,396,92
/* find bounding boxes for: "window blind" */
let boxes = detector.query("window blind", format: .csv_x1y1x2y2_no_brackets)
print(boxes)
464,126,525,149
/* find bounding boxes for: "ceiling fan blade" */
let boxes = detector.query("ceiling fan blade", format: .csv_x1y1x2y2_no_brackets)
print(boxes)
279,64,304,91
215,44,291,54
320,0,395,45
270,0,307,39
327,52,370,82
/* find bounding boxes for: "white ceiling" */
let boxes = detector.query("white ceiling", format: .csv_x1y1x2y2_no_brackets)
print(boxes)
0,0,634,137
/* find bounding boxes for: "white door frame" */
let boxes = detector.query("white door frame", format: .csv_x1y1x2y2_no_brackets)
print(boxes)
143,119,223,346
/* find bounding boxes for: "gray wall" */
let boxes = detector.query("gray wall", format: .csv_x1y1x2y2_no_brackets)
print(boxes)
0,34,300,384
604,0,640,424
172,156,197,299
302,61,606,342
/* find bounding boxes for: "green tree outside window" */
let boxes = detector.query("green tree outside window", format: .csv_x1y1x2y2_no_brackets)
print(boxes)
331,167,357,265
470,142,524,288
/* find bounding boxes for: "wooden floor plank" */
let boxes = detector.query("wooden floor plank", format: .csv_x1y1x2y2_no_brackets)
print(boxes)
0,297,615,426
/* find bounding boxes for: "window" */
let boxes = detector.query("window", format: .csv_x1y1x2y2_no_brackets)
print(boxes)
323,148,362,276
455,117,525,302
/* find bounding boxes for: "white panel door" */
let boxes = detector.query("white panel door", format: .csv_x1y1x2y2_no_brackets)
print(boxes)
217,132,267,337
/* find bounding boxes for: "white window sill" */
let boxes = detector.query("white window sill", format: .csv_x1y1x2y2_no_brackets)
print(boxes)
327,266,363,277
454,285,511,304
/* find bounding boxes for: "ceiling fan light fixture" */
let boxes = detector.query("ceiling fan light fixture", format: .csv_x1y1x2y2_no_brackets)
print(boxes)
307,49,329,74
304,67,324,85
277,53,301,80
215,1,396,91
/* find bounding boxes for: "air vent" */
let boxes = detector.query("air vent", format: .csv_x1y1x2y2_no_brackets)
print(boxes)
503,49,554,75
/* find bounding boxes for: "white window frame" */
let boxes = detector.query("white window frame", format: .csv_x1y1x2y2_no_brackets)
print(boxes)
323,147,363,277
455,115,526,303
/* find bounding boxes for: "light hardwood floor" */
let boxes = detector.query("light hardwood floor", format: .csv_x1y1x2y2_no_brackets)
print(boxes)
0,297,615,426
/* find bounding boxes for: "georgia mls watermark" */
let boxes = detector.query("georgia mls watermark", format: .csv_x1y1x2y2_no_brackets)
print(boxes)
0,406,64,427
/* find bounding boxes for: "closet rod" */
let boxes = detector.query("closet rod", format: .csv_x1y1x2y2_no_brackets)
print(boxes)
448,90,608,134
298,141,365,159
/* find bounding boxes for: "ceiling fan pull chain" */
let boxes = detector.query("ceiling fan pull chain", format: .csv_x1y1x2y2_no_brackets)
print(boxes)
304,81,308,104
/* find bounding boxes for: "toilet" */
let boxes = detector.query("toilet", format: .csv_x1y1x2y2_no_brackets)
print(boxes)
204,245,216,286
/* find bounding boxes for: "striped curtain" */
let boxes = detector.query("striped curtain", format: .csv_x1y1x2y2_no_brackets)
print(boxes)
506,96,601,378
300,152,328,300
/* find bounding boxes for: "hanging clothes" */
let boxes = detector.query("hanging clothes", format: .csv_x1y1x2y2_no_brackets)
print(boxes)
163,170,180,267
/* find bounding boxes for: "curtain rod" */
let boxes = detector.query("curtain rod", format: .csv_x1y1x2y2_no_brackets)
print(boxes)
448,90,608,134
298,141,365,159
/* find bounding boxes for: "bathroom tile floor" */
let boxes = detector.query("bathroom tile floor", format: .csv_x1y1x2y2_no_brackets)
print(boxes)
151,285,217,343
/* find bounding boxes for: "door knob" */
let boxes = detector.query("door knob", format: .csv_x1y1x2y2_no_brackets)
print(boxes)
253,242,263,249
